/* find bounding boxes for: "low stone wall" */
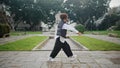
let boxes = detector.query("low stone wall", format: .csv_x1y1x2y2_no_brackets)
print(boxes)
32,37,49,50
69,37,89,51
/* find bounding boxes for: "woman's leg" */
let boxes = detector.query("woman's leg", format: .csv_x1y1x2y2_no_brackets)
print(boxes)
62,41,73,57
50,37,62,58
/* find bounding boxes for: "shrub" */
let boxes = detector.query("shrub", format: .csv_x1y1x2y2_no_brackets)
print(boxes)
108,33,118,37
0,23,10,38
75,24,85,33
115,21,120,30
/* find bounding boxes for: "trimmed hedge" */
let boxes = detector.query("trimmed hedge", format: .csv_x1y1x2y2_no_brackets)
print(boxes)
115,21,120,30
75,24,85,33
0,23,10,38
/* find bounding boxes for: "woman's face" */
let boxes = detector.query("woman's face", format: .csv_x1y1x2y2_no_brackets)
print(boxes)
64,18,69,23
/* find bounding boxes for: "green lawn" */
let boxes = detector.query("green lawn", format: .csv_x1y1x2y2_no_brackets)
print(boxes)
0,36,48,51
85,31,120,35
10,31,42,36
71,36,120,51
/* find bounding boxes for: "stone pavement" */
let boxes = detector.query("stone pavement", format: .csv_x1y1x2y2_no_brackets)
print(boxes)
0,51,120,68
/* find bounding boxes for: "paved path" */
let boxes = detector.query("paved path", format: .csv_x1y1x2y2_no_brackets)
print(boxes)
39,38,82,51
0,34,42,45
0,51,120,68
0,34,47,45
84,34,120,44
0,36,31,45
0,32,54,45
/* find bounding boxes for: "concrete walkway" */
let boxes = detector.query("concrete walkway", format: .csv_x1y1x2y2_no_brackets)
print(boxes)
0,51,120,68
0,32,54,45
0,35,33,45
84,34,120,44
0,34,47,45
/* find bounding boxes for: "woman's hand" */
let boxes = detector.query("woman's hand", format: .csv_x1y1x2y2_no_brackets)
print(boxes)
77,32,82,36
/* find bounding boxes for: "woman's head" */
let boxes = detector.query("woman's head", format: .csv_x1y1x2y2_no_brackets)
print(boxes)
60,13,68,22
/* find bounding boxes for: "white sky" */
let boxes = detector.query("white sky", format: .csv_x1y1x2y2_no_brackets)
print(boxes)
63,0,67,3
110,0,120,8
63,0,120,8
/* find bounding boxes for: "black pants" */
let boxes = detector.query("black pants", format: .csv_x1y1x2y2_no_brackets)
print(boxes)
50,37,73,58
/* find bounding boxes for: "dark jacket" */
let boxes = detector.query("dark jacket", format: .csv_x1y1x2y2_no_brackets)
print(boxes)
57,21,67,38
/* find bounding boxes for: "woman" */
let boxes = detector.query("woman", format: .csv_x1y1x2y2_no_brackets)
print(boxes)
49,13,81,61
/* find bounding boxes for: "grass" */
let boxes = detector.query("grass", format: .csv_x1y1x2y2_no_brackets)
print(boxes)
0,36,48,51
84,31,120,38
71,36,120,51
10,31,42,36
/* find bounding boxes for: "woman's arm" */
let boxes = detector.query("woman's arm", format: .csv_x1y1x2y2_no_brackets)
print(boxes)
62,24,82,35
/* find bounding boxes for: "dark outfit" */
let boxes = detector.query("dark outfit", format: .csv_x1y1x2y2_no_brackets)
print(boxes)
50,21,73,58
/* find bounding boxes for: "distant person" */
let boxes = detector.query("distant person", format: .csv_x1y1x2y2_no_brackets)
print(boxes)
48,13,81,61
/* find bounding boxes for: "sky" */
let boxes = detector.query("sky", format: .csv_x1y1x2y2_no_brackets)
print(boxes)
110,0,120,8
64,0,120,8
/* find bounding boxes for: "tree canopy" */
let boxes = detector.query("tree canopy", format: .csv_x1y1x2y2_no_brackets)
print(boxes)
1,0,113,31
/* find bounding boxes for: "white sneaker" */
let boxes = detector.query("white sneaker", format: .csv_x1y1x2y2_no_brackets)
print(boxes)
69,55,77,62
73,55,77,58
48,57,54,62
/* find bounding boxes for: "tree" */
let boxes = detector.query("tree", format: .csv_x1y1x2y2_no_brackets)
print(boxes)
1,0,64,30
1,0,111,31
98,6,120,30
63,0,110,30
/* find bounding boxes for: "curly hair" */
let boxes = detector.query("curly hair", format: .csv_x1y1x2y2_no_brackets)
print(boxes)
60,13,68,20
